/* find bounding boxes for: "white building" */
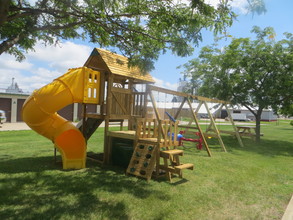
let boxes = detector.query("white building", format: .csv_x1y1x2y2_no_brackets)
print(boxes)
228,107,278,121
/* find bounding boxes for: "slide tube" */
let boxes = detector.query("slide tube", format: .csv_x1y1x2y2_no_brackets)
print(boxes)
22,67,99,169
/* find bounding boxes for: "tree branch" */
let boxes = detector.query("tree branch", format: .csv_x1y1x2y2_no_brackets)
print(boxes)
0,35,21,55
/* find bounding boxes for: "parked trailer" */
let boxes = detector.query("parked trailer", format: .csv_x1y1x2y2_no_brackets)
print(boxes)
231,113,250,121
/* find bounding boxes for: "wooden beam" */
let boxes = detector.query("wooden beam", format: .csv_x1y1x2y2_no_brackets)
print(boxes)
143,91,148,118
147,88,161,121
203,101,227,152
112,86,132,94
147,88,168,141
187,98,212,157
99,70,105,107
190,95,228,104
81,103,87,141
128,79,134,130
174,98,186,120
103,73,113,164
178,125,199,130
148,85,229,104
206,104,224,132
224,104,244,147
186,101,203,130
148,85,188,98
109,114,130,119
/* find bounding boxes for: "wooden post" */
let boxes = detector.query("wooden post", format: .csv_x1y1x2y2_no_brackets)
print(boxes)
174,98,186,120
203,101,227,152
186,101,203,129
98,71,106,117
81,103,87,140
155,120,162,177
143,90,148,118
128,79,134,130
103,73,113,164
147,86,161,121
224,104,244,147
147,87,169,141
187,98,212,157
205,104,224,132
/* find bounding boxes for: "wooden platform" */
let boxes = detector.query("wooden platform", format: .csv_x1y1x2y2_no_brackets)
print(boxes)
107,130,136,140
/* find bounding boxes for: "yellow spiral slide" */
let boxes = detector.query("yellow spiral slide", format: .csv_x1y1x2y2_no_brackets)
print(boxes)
22,67,100,169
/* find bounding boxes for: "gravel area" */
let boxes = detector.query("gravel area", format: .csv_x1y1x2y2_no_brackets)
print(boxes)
0,122,31,131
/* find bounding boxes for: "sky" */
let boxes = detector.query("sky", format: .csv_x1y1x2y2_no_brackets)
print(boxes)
0,0,292,94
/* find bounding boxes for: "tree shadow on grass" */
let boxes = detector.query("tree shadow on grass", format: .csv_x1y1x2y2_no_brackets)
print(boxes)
221,136,293,157
0,156,170,220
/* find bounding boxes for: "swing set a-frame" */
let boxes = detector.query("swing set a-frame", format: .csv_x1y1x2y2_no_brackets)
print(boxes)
145,85,244,157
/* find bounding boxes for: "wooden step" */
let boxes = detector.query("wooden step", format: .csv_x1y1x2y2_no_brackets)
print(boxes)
174,163,194,171
160,149,184,159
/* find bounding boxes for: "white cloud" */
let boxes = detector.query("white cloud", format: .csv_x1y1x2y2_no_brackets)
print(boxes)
0,54,33,70
229,0,249,14
154,77,178,91
27,41,91,72
0,41,92,93
204,0,249,14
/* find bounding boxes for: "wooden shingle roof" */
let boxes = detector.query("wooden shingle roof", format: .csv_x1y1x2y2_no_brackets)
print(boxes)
84,48,155,83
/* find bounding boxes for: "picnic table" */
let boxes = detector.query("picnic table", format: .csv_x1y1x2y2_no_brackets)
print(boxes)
236,126,263,140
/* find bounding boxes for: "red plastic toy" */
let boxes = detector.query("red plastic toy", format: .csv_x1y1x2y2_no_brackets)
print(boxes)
178,131,203,150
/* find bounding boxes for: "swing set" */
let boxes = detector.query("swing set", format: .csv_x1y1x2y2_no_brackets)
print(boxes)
146,85,244,157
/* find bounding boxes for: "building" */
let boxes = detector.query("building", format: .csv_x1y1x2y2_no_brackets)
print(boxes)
0,78,95,123
221,107,278,121
0,78,29,123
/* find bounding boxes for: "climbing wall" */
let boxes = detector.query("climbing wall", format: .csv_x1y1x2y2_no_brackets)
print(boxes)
126,142,158,181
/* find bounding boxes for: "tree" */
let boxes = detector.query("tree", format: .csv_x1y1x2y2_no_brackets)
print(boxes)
0,0,266,72
0,0,237,72
180,26,293,141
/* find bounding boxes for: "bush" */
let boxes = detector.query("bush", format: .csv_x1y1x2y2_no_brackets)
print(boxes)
290,120,293,126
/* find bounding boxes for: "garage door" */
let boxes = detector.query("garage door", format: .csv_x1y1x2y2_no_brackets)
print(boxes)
0,98,11,122
58,104,74,121
17,99,26,122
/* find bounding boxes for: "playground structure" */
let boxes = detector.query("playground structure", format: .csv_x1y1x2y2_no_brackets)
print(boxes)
22,48,244,181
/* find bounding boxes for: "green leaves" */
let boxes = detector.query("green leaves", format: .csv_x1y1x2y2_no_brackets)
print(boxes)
0,0,235,72
181,26,293,116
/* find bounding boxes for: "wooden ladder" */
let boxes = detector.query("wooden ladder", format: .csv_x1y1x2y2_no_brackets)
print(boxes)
159,149,194,182
126,141,158,181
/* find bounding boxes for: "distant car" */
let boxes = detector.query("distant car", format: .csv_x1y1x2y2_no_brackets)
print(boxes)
0,110,7,123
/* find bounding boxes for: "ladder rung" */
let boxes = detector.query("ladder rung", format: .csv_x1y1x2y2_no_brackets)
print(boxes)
174,163,194,170
160,149,184,158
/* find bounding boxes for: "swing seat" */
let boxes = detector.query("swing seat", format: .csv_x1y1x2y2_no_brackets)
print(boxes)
178,131,203,150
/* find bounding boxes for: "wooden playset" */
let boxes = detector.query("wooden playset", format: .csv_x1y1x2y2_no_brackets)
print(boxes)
79,48,245,181
23,48,245,181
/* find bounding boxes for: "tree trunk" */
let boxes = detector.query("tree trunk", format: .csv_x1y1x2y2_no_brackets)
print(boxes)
255,112,262,142
0,0,10,26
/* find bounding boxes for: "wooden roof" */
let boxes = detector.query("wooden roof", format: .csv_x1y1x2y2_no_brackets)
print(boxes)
84,48,155,83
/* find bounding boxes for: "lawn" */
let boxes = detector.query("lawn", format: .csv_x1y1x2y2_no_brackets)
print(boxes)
0,120,292,220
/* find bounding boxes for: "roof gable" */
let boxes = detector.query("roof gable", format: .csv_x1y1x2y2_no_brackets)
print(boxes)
84,48,155,83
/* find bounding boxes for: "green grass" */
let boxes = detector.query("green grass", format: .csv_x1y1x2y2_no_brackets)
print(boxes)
0,121,292,220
